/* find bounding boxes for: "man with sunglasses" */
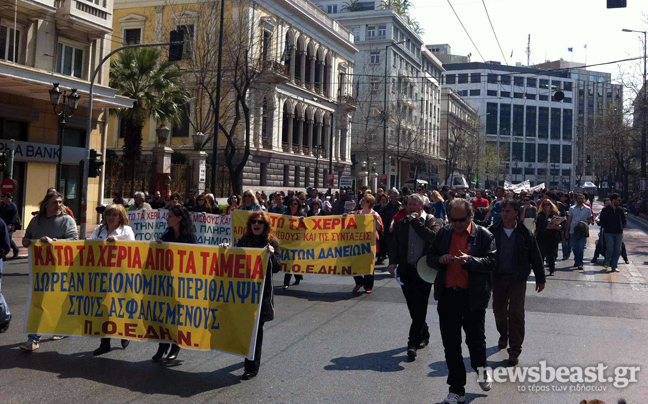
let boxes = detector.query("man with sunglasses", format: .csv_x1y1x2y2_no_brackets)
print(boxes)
427,199,496,403
489,199,545,367
388,194,440,361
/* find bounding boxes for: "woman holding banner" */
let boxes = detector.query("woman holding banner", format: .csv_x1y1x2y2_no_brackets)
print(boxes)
284,197,305,288
222,211,281,380
192,194,212,213
225,194,241,214
351,194,384,294
153,205,197,362
90,204,135,355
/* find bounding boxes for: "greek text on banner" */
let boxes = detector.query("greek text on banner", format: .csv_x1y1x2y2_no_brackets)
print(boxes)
127,210,232,246
26,240,267,359
232,211,375,276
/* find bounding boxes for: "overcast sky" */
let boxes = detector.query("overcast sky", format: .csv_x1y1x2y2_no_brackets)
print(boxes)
411,0,646,84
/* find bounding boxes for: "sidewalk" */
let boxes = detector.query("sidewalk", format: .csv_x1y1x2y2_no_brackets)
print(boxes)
10,224,99,259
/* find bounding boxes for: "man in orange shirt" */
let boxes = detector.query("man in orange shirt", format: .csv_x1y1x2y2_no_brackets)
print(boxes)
428,199,497,404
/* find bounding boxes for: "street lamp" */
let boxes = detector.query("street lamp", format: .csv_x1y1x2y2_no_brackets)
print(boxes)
314,144,323,187
623,28,647,193
49,83,80,190
155,125,170,146
191,131,206,151
382,40,406,177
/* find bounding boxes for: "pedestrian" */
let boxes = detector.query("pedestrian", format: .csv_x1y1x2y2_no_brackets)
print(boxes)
489,199,545,366
204,193,222,214
559,193,571,260
269,193,288,214
387,193,440,360
20,191,79,351
319,192,332,214
0,193,20,258
225,194,241,214
183,190,197,210
240,190,263,211
471,190,489,211
153,205,197,361
535,200,563,276
129,191,152,211
519,195,537,234
220,211,281,380
567,194,593,271
90,204,135,355
485,186,504,226
431,190,447,224
307,199,326,217
112,191,126,206
150,191,166,209
427,198,496,403
163,193,181,210
375,194,389,264
599,193,626,272
351,194,383,294
0,215,13,333
283,197,305,288
192,194,212,213
332,189,352,215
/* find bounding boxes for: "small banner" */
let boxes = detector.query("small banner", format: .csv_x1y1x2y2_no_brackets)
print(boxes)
127,210,232,245
26,240,267,359
232,211,375,276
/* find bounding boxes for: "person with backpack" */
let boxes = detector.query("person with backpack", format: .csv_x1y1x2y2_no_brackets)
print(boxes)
566,194,593,271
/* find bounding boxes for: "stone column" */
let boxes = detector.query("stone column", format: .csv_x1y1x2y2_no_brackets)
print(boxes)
286,113,295,153
309,56,316,90
316,121,323,150
323,122,330,158
307,120,314,155
370,172,379,193
290,46,296,82
318,61,325,95
152,146,174,199
300,51,307,87
186,150,208,194
296,116,304,155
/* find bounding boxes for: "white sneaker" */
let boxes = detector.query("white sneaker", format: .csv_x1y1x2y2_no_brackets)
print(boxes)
442,393,465,403
478,368,493,391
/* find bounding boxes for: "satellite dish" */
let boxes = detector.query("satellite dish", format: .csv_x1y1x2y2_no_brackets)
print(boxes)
553,90,565,101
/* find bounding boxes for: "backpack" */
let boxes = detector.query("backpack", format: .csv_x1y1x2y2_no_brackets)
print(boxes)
574,221,589,239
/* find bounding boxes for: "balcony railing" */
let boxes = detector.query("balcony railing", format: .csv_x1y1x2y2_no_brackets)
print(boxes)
286,0,354,42
58,0,112,32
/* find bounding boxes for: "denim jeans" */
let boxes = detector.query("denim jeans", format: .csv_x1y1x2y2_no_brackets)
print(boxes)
604,232,623,270
561,238,571,259
571,236,587,267
0,258,10,325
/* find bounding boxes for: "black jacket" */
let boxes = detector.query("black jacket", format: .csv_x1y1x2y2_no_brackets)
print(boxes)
389,213,440,283
489,221,546,285
236,235,281,322
427,222,496,311
599,204,626,234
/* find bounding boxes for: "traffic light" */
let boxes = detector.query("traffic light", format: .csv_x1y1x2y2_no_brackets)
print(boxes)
0,152,6,172
607,0,626,8
88,149,104,178
169,30,185,62
586,155,591,164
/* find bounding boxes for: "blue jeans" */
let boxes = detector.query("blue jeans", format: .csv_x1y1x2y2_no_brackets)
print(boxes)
0,258,10,325
571,236,587,267
604,232,623,269
561,238,571,258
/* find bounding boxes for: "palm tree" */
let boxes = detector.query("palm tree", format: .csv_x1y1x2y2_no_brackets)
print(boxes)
380,0,411,17
342,0,363,11
109,47,189,197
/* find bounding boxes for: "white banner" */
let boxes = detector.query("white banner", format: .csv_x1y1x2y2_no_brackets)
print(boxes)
126,209,232,245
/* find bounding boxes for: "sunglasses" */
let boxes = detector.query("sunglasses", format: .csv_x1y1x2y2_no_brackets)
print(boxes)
450,215,470,223
197,199,205,202
244,195,252,199
251,220,265,225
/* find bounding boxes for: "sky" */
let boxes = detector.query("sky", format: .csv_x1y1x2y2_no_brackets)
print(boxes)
411,0,646,85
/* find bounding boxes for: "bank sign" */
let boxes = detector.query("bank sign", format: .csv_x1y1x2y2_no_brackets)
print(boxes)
0,140,85,165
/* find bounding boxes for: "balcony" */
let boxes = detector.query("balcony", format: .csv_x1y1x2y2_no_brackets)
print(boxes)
365,35,387,42
56,0,112,34
259,61,289,84
283,0,354,42
18,0,57,12
340,95,357,111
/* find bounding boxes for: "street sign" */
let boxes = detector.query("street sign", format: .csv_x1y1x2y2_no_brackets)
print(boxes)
339,176,354,189
1,178,17,194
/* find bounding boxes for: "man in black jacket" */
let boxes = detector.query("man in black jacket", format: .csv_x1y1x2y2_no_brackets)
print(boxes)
489,199,545,367
599,193,626,272
0,217,13,333
0,193,20,258
427,198,496,403
388,194,440,361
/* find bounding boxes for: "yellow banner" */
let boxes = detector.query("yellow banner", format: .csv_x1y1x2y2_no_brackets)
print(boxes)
232,211,375,276
26,241,267,359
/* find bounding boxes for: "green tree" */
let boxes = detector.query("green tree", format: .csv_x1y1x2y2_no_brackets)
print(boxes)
342,0,363,11
109,47,189,196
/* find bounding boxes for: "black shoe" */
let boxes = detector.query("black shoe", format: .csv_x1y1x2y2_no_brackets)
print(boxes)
121,339,130,348
93,340,111,356
625,260,630,264
242,370,258,380
548,271,554,276
0,315,11,333
407,347,417,361
578,266,584,271
590,259,598,263
12,247,18,259
166,344,180,361
416,339,429,349
152,344,169,361
293,279,301,286
498,337,507,349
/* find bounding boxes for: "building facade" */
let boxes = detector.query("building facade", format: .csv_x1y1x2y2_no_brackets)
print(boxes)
440,88,478,187
312,0,444,189
442,61,576,189
0,0,131,226
111,0,356,196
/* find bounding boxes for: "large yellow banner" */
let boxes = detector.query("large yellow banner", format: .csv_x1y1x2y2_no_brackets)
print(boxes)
232,211,375,276
26,240,267,359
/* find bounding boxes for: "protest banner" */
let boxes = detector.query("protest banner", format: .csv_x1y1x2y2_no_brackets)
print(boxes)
127,210,231,245
232,211,375,276
26,240,267,358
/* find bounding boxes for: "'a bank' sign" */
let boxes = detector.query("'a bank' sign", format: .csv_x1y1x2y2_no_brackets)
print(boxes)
0,140,85,165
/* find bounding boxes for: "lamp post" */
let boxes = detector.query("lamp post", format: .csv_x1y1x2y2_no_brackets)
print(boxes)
49,83,80,190
314,144,323,187
192,131,206,151
623,28,647,193
382,40,406,177
155,125,170,146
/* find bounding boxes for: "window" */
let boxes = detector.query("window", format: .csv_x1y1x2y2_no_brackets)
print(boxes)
124,28,141,45
358,2,376,10
564,97,572,103
0,118,29,141
261,30,272,61
458,90,468,96
539,95,548,101
445,74,456,84
550,144,561,163
366,26,376,38
458,73,468,84
370,78,380,92
327,5,338,13
514,77,524,87
501,75,511,85
538,144,548,163
176,24,195,59
539,79,549,89
487,73,498,84
551,80,562,91
56,42,84,78
526,93,536,100
513,105,524,136
525,167,535,175
487,90,498,97
525,143,536,162
469,89,480,96
500,91,510,98
527,78,537,87
525,106,536,137
486,103,498,134
563,109,573,140
172,101,191,137
471,72,481,83
562,169,571,177
378,25,387,37
562,145,572,164
514,93,523,99
537,168,547,176
0,26,21,62
499,104,511,136
538,107,549,138
369,51,380,64
564,82,573,92
550,108,561,140
512,142,523,161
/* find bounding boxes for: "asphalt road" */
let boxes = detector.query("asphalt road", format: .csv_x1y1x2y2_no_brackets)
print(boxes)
2,207,647,404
